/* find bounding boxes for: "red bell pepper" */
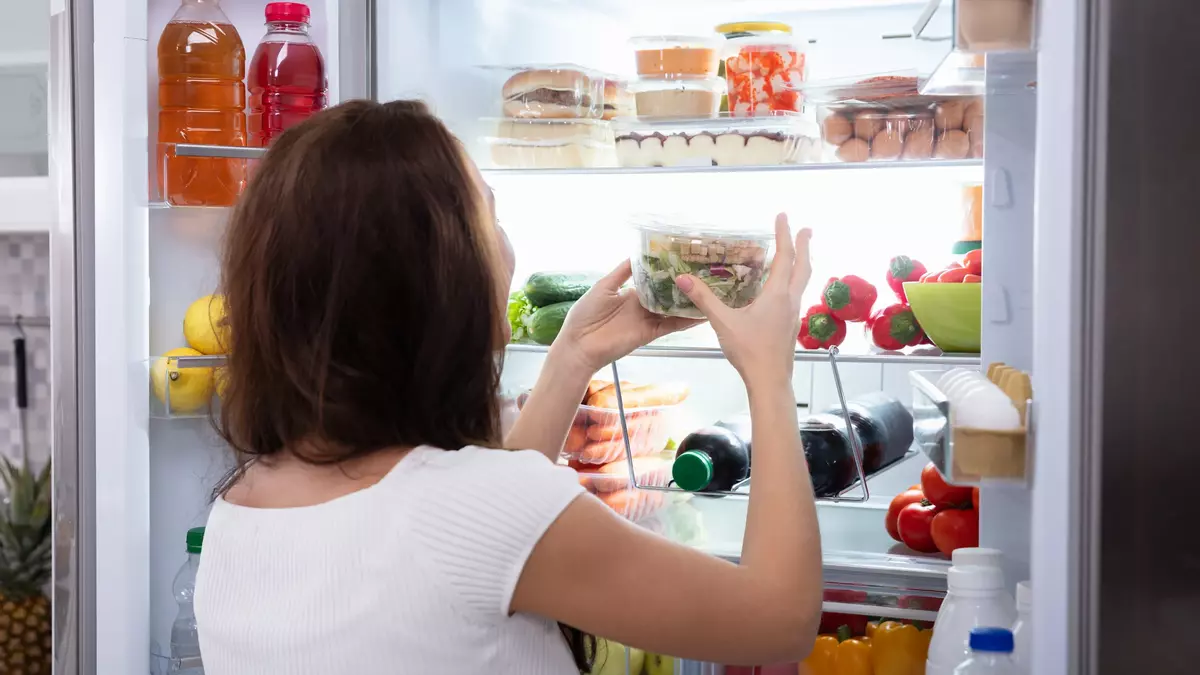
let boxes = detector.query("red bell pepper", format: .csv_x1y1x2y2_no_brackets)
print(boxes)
822,276,878,322
798,304,847,350
866,303,925,350
886,256,927,302
820,588,871,636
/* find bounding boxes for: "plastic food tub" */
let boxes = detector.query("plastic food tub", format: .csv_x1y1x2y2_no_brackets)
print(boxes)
481,118,616,169
630,77,725,118
485,64,609,119
630,35,721,80
518,388,683,464
631,217,773,319
716,22,807,116
574,454,674,522
613,113,821,168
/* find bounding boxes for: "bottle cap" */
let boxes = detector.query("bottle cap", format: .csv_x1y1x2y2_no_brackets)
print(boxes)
947,565,1004,592
1016,580,1032,612
952,547,1003,570
672,450,714,492
714,21,793,36
968,627,1014,653
186,527,205,554
265,2,310,23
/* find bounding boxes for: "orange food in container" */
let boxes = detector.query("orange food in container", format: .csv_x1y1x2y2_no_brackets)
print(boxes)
630,35,720,80
573,456,673,522
716,22,807,117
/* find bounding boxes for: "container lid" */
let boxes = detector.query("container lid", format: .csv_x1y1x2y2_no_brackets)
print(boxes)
631,214,775,240
484,118,614,147
951,547,1003,570
186,526,205,554
265,2,310,23
947,564,1005,592
799,72,929,109
629,35,720,49
673,450,714,491
715,21,793,36
1016,580,1032,612
968,627,1014,653
612,111,815,137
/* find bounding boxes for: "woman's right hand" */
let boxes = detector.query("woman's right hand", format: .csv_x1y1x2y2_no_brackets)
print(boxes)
675,213,813,390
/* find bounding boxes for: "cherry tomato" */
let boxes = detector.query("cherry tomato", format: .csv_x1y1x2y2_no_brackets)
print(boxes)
897,501,942,553
931,508,980,555
937,268,969,283
972,487,980,510
886,488,926,542
963,274,982,283
921,462,974,508
963,249,983,276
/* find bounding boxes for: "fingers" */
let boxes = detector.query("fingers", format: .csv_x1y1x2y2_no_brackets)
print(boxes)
675,274,730,323
790,228,813,298
596,259,633,292
767,213,794,292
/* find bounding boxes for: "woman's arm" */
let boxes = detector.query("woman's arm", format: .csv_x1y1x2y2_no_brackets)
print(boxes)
512,217,822,664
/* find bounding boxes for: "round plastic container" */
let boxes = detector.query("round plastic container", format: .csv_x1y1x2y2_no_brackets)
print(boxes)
927,565,1018,675
631,217,773,318
630,35,721,79
631,77,724,118
716,22,806,117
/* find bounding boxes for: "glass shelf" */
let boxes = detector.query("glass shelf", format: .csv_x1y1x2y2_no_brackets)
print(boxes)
508,343,980,366
912,0,1036,97
482,158,983,176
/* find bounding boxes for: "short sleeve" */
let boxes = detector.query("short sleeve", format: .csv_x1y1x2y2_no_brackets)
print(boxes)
408,447,585,622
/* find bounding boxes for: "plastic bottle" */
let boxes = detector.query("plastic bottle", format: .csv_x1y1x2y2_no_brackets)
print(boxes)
1011,581,1032,672
169,527,205,674
248,2,328,147
926,564,1018,675
953,628,1019,675
157,0,247,207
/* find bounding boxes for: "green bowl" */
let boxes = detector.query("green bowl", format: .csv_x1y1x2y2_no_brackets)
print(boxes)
903,282,981,353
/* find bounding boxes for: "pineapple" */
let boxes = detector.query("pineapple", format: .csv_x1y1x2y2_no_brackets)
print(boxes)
0,457,52,674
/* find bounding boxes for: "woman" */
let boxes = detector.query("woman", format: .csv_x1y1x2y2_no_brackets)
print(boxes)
195,100,823,674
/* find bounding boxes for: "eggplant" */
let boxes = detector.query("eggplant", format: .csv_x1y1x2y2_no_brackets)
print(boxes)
674,426,750,493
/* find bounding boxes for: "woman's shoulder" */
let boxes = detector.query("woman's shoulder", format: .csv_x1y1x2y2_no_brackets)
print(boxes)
414,445,578,486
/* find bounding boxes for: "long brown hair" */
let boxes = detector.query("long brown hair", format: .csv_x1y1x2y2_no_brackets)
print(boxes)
212,99,595,672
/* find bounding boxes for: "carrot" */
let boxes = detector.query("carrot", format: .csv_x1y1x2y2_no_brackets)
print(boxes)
572,439,630,464
583,379,630,404
598,488,665,521
585,414,661,442
563,424,588,456
938,268,969,283
572,456,671,493
962,249,982,276
586,382,690,411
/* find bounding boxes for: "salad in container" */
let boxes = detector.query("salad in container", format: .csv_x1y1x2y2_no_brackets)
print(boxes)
632,216,773,318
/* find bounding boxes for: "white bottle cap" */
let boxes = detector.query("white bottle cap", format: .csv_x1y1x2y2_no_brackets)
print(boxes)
1016,580,1032,612
948,565,1005,592
952,547,1004,570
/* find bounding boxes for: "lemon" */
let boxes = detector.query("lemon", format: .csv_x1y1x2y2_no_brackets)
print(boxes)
151,347,214,414
214,367,229,399
183,294,229,355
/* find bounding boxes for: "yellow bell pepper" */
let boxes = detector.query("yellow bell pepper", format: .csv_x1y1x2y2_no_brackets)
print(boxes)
871,621,932,675
801,635,839,675
802,627,873,675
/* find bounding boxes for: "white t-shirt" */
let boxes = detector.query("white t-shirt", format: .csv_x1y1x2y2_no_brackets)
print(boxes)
195,445,586,675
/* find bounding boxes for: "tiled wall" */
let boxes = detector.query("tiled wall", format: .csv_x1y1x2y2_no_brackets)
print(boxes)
0,233,51,464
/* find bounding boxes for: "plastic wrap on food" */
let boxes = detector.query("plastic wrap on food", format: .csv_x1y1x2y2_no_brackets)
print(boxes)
481,118,616,169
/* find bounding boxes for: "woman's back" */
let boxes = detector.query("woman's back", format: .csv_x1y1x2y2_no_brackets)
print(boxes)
196,446,584,675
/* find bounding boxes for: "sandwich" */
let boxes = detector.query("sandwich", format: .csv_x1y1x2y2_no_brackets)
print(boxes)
502,69,596,119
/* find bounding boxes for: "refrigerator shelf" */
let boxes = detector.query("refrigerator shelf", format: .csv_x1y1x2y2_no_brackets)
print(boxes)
509,342,980,366
482,157,982,176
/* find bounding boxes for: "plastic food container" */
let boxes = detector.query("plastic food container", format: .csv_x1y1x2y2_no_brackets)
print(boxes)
631,77,724,118
481,118,616,169
716,22,807,117
630,35,720,80
613,113,821,168
631,217,773,319
517,389,682,464
574,454,673,522
488,64,608,119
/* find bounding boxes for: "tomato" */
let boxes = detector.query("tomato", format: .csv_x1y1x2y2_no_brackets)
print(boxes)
937,268,969,283
931,508,980,555
897,501,942,553
972,487,980,510
921,463,974,508
963,249,983,276
886,488,926,542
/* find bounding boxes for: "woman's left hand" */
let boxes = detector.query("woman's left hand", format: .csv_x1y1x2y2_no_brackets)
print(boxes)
552,260,702,374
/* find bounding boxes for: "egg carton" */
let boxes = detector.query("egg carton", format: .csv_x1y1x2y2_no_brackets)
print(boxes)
909,364,1033,485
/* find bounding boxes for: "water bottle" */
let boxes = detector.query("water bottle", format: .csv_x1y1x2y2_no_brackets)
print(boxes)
170,527,205,674
953,628,1019,675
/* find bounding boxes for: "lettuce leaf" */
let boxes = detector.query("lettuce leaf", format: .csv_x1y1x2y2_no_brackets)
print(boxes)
507,290,535,343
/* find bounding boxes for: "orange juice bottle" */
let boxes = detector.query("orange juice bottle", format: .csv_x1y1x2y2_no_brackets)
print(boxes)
157,0,247,206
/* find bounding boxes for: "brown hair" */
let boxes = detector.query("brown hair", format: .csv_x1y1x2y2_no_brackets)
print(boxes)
212,99,595,672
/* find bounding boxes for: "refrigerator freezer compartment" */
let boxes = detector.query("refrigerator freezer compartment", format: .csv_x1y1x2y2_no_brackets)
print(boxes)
612,113,821,168
814,97,984,163
909,369,1031,484
481,118,616,169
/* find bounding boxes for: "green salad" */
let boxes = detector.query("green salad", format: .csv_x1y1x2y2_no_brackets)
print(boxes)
633,230,770,318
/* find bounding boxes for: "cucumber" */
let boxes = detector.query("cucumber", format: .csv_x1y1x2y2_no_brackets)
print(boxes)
528,301,574,345
524,272,593,308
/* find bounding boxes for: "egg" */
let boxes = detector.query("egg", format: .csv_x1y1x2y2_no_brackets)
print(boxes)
935,130,971,159
946,373,988,402
836,138,870,163
853,115,884,141
822,113,853,145
963,99,985,134
870,129,904,160
957,385,1021,430
935,100,966,130
938,368,976,389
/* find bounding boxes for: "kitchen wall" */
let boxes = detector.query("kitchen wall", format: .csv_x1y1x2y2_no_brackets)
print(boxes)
0,233,51,465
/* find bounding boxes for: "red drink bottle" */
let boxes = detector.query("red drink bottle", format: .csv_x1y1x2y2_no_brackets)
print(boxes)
248,2,327,147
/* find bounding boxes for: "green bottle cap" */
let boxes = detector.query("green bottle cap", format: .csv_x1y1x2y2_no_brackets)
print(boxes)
186,527,205,554
673,451,714,492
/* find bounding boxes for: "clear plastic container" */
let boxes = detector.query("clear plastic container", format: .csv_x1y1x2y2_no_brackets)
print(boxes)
169,527,205,674
574,454,673,521
248,2,327,147
716,22,807,117
517,387,684,464
481,118,616,169
631,217,773,318
630,77,725,118
488,64,608,119
630,35,721,80
613,113,821,168
953,628,1019,675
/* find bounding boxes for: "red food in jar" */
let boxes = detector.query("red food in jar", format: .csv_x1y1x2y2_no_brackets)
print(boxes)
724,46,805,117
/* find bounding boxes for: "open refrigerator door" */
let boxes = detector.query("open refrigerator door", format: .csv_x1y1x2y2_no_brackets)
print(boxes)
60,0,1103,673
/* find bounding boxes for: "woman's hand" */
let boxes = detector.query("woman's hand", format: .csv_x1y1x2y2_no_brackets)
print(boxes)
675,214,812,390
551,260,701,374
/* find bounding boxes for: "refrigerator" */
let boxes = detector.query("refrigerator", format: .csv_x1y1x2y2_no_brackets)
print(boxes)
45,0,1194,672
